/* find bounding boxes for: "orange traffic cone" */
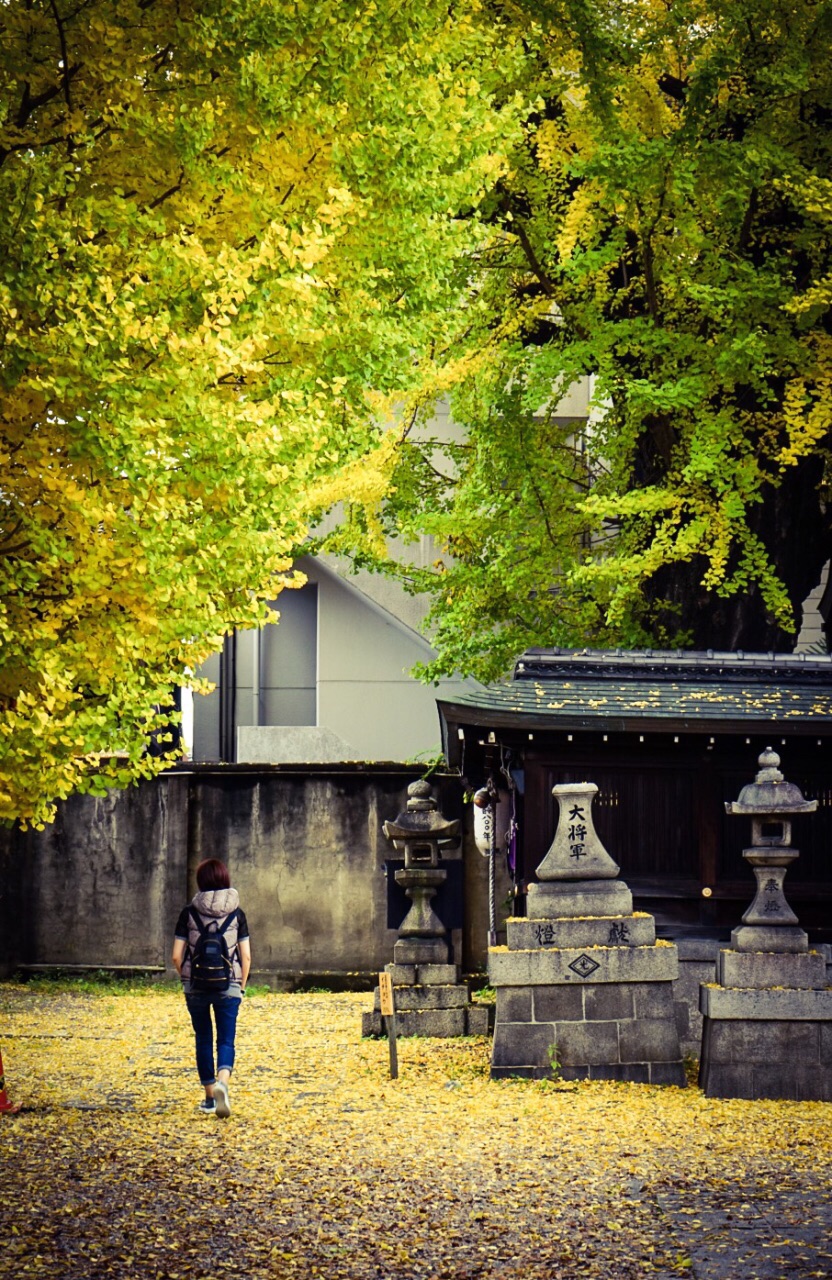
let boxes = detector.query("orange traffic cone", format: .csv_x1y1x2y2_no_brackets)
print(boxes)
0,1047,20,1114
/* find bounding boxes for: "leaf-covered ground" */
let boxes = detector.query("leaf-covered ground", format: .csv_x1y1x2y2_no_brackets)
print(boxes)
1,984,831,1280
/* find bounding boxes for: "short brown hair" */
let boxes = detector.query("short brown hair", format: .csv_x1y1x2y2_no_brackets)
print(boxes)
196,858,231,891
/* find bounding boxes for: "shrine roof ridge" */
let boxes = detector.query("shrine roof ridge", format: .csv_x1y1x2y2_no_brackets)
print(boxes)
435,647,832,759
514,648,832,686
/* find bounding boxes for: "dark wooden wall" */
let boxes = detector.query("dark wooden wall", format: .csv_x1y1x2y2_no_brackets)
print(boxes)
520,734,832,941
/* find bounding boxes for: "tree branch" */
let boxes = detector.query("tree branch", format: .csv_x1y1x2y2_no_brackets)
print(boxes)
147,169,185,210
48,0,73,109
737,186,758,253
513,219,555,297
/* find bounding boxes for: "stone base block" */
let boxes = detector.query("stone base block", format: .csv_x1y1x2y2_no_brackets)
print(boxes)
672,940,719,1061
507,913,655,951
490,1003,685,1085
489,942,679,987
490,970,685,1085
385,962,459,985
699,1016,832,1099
526,880,633,919
495,978,679,1025
393,938,448,964
362,1001,490,1038
490,1061,687,1084
489,910,684,1084
466,1005,490,1035
373,984,468,1012
731,924,808,953
700,984,832,1020
717,948,827,990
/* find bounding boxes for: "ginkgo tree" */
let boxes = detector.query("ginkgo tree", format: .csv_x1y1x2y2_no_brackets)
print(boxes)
0,0,521,825
334,0,832,680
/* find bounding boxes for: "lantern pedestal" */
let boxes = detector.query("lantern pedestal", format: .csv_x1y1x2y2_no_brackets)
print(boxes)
699,748,832,1100
489,783,686,1084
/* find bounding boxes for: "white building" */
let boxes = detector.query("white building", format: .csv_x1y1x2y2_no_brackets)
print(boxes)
189,384,829,764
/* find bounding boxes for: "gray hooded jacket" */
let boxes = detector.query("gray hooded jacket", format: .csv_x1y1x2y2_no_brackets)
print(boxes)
181,887,243,987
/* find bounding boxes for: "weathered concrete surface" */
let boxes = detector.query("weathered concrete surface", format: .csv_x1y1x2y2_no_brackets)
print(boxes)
6,775,190,975
0,765,467,984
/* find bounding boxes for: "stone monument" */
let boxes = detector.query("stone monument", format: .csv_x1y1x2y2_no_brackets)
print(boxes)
362,781,489,1038
490,781,686,1083
699,747,832,1100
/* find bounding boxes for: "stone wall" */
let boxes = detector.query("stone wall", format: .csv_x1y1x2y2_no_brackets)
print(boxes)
0,765,468,986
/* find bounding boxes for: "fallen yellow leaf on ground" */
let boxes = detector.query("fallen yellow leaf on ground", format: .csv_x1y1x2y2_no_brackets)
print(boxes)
1,983,831,1280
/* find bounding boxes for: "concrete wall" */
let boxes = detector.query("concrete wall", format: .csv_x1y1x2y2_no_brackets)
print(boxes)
2,775,189,974
0,766,472,986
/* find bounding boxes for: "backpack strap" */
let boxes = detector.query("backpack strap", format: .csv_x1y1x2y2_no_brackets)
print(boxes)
217,910,240,967
214,909,239,937
188,906,238,936
188,905,209,936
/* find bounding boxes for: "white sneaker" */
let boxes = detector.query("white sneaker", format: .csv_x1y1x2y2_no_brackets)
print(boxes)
213,1081,231,1118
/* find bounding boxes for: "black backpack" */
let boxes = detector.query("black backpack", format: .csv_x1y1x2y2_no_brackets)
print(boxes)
188,907,239,992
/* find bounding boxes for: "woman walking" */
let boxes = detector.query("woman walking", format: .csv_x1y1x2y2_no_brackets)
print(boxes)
172,858,251,1117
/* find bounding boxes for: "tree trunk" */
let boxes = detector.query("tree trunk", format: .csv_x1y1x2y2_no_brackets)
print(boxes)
645,454,831,651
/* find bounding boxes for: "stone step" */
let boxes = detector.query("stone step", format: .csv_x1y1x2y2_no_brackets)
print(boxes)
393,939,448,965
526,879,633,919
700,984,832,1019
385,962,458,985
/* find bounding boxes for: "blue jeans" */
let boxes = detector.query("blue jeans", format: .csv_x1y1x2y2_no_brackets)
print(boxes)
184,988,241,1085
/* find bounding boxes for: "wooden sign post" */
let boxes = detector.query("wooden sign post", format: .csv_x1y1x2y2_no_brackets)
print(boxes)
378,971,399,1080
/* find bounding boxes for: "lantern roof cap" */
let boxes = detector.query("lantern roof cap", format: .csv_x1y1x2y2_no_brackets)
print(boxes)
383,780,460,841
725,748,818,815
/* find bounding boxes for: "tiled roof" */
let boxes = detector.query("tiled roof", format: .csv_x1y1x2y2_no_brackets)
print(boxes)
437,649,832,752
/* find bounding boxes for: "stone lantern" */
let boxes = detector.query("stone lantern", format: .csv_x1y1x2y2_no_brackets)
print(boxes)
361,780,489,1038
699,747,832,1100
725,746,817,953
382,779,460,965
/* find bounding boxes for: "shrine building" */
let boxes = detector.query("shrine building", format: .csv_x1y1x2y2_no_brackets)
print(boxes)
437,649,832,945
